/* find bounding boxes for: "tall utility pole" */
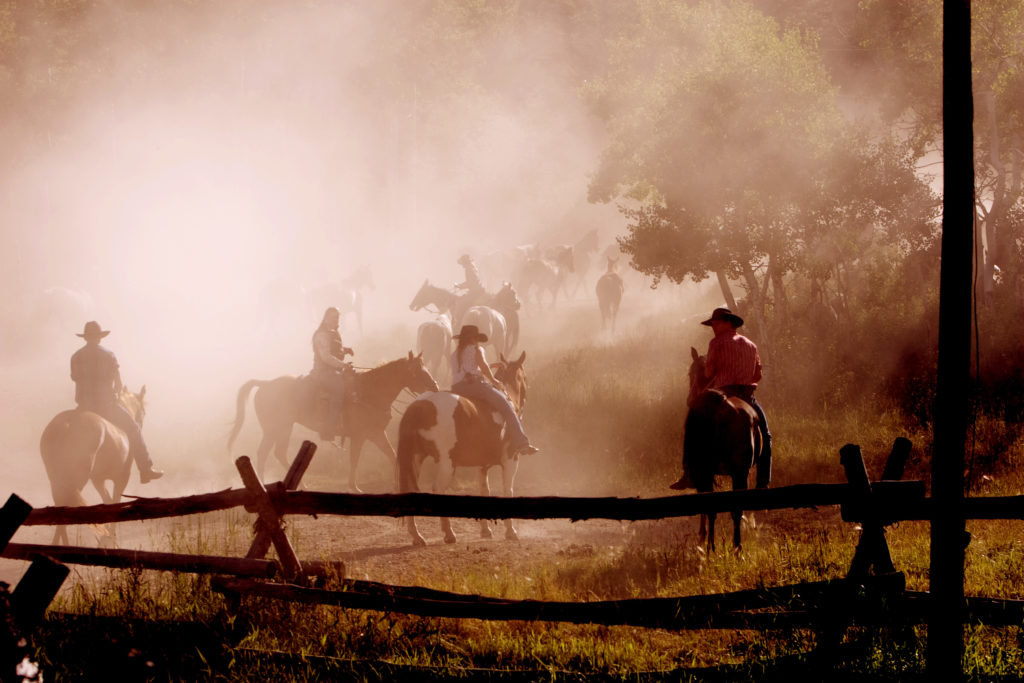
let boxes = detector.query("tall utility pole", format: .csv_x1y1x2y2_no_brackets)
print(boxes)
928,0,973,678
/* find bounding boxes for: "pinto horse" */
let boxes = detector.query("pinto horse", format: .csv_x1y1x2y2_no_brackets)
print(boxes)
228,352,438,490
39,386,147,546
683,347,760,551
397,351,529,546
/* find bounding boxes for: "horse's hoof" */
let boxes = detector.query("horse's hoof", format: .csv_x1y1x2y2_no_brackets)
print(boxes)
412,535,427,547
480,528,493,539
505,529,519,542
349,485,364,494
444,534,457,545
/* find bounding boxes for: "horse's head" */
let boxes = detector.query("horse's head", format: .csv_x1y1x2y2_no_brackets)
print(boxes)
406,351,440,393
120,385,147,426
687,347,710,409
606,256,619,273
410,279,430,311
493,351,527,412
409,280,454,314
495,282,521,311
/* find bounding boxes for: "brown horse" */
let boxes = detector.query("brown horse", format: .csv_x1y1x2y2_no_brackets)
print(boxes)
227,352,439,490
595,257,624,333
39,386,147,546
684,347,760,551
396,352,529,546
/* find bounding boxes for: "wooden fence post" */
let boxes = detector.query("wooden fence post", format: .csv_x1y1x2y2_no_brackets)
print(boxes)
235,456,302,582
841,444,896,579
245,441,317,563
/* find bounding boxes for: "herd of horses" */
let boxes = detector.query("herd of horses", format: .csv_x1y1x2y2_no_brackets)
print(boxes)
37,238,762,553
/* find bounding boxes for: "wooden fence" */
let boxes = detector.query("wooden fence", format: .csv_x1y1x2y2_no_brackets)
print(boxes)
5,437,1024,656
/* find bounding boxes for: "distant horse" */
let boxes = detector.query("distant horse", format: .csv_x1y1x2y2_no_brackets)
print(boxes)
517,246,574,308
39,386,147,546
548,230,599,298
397,351,529,546
228,352,439,491
410,280,459,318
308,267,375,335
461,306,508,358
595,257,625,333
417,312,453,386
684,347,760,551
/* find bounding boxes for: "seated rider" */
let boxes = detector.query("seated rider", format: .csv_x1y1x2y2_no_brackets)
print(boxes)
311,307,354,440
450,324,539,458
70,321,163,483
453,254,487,323
670,307,772,490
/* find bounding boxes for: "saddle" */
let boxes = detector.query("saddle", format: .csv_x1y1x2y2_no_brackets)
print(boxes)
300,373,358,438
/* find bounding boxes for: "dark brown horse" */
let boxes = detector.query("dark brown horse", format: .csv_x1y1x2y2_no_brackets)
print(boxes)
684,347,761,551
396,352,529,546
228,352,438,490
595,257,624,333
39,386,147,545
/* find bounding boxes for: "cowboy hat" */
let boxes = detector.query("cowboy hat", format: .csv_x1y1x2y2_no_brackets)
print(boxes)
76,321,110,339
701,307,744,327
454,324,488,343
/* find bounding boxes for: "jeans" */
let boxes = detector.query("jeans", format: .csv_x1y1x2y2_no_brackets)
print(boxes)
451,379,530,450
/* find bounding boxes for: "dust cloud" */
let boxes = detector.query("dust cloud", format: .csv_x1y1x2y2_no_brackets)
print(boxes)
0,2,705,514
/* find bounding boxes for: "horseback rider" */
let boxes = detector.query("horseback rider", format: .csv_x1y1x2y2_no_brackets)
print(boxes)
453,254,487,325
70,321,163,483
450,325,538,458
312,306,355,441
670,307,772,491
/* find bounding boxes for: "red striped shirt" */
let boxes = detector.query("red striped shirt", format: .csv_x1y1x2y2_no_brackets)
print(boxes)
706,332,762,389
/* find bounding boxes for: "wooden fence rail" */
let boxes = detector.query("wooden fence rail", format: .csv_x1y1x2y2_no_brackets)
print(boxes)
22,480,930,527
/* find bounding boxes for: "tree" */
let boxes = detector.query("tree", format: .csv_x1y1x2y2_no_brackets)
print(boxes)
585,0,936,343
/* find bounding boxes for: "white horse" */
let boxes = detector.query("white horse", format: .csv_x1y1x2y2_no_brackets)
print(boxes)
460,305,508,358
416,312,453,386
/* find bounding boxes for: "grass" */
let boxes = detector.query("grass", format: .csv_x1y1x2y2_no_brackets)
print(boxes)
25,316,1024,681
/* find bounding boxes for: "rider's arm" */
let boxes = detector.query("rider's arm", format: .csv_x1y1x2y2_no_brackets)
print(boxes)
313,333,349,370
475,346,500,386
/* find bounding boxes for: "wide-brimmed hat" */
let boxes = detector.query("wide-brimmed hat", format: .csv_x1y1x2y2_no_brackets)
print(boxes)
454,324,488,343
76,321,110,339
701,307,744,328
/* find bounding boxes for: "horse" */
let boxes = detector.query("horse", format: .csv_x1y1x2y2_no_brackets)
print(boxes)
595,257,625,333
461,306,508,359
517,246,574,308
683,347,761,552
308,266,375,336
39,386,147,546
227,352,439,491
416,312,453,386
397,351,529,546
489,282,522,353
410,280,459,317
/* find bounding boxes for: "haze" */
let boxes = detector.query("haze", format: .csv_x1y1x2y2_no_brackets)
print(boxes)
1,2,699,513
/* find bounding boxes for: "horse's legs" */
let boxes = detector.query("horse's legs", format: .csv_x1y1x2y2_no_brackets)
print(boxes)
732,475,747,551
365,431,399,492
52,526,67,545
500,456,520,541
272,424,294,474
348,436,366,493
478,468,493,539
435,458,457,544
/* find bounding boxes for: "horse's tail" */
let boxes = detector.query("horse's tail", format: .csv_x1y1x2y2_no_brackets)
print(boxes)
397,399,436,493
227,380,263,452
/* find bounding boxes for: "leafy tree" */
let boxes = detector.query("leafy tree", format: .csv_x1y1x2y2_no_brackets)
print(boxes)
585,0,937,345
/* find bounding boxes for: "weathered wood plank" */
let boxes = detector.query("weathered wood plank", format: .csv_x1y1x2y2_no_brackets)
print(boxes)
2,543,277,578
211,573,906,630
